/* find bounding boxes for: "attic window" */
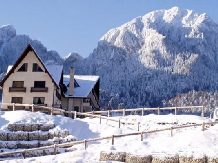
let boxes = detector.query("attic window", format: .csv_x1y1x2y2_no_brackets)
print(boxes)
34,81,45,88
12,81,24,88
18,63,28,72
32,63,43,72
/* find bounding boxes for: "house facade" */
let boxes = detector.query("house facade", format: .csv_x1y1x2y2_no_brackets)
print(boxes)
0,44,100,113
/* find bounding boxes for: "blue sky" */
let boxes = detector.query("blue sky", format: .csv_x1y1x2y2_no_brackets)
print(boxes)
0,0,218,57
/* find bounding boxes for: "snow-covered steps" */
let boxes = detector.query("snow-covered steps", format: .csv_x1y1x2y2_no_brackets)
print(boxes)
7,123,55,132
0,130,70,141
0,135,76,149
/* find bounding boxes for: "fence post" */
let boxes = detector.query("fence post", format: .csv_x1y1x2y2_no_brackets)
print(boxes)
112,135,114,145
170,127,173,137
99,116,101,124
137,122,140,131
32,104,34,112
53,144,57,155
108,110,110,117
118,119,121,128
175,107,177,115
13,103,15,111
84,139,87,150
202,106,205,117
123,109,125,116
22,150,26,159
51,108,53,115
158,107,160,115
142,108,144,116
74,111,77,119
140,132,143,141
202,122,205,131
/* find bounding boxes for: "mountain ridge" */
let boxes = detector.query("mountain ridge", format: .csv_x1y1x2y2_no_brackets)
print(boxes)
73,6,218,113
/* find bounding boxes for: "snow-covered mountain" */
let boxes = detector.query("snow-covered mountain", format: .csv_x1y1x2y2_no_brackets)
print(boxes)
0,25,83,75
63,52,83,74
73,7,218,112
0,25,63,73
1,7,218,113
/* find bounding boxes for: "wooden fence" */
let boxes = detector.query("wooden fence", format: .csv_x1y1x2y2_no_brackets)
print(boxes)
0,121,216,159
0,103,205,132
0,103,140,130
89,106,205,117
0,103,209,159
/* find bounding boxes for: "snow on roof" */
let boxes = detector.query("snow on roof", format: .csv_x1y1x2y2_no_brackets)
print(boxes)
63,75,99,97
6,65,13,74
45,65,63,86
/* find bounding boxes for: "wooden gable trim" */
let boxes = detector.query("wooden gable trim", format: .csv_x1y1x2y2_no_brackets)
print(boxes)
0,44,59,88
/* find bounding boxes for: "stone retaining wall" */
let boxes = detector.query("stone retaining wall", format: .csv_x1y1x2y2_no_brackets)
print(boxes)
100,151,218,163
0,130,69,141
0,135,76,149
0,149,61,158
7,124,55,132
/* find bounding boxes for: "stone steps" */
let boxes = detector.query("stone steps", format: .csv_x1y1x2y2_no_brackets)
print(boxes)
0,130,70,141
7,123,55,132
0,123,76,158
0,135,76,149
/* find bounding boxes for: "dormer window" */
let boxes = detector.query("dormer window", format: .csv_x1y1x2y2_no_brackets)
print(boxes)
32,63,43,72
18,63,28,72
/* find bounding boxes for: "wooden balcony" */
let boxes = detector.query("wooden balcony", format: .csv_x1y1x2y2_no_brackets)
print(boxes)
31,87,48,92
33,104,47,107
52,104,62,108
9,87,26,92
83,98,91,103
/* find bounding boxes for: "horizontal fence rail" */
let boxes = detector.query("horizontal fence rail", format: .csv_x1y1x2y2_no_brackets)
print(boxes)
0,103,208,159
0,103,205,132
88,106,205,117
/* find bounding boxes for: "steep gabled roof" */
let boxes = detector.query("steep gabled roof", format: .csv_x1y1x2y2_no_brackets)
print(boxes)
0,44,62,87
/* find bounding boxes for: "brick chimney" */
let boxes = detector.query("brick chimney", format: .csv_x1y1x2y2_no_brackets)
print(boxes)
69,67,74,96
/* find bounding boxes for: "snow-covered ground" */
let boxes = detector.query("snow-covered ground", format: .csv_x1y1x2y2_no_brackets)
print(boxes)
0,111,217,162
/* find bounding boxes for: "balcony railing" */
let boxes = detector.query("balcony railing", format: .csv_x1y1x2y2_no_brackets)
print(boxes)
83,98,91,103
31,87,48,92
52,104,61,108
9,87,26,92
33,104,47,107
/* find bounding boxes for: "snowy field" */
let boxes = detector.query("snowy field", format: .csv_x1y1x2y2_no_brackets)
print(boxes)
0,110,217,162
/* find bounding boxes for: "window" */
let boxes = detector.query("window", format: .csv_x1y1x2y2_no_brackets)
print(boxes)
32,63,43,72
74,106,79,112
18,63,28,72
12,81,24,88
34,81,45,88
56,90,61,101
33,97,45,104
11,97,23,103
